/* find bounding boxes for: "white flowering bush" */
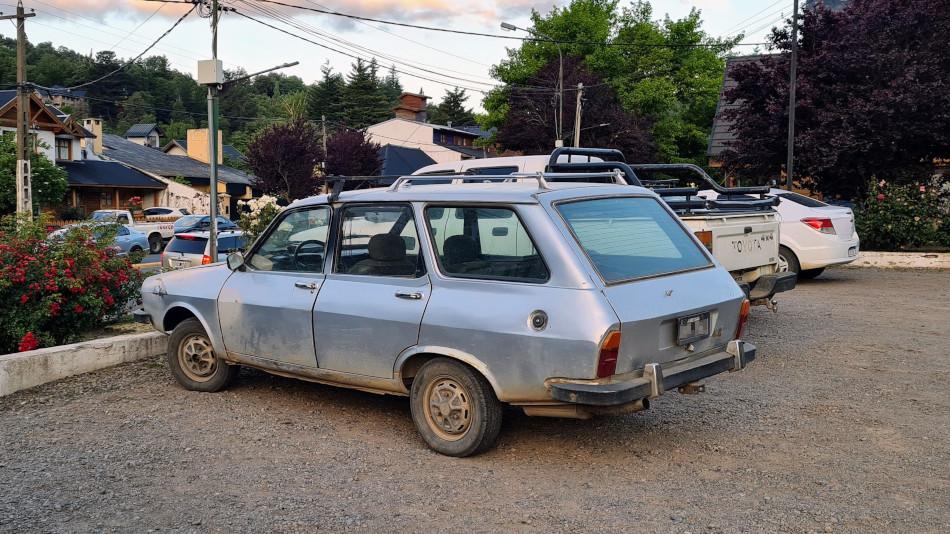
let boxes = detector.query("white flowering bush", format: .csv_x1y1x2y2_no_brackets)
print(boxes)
236,195,284,245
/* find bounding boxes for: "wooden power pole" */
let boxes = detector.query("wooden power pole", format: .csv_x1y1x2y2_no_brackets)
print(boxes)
573,83,584,148
1,2,36,218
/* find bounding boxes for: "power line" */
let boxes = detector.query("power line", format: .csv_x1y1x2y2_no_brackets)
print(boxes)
27,0,228,66
299,0,490,68
238,0,500,87
61,4,196,91
231,8,496,94
721,0,789,35
108,2,166,52
156,0,766,48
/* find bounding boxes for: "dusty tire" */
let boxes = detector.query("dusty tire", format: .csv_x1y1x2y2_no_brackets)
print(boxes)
167,318,239,393
778,245,801,274
799,267,825,279
410,358,503,457
148,234,164,254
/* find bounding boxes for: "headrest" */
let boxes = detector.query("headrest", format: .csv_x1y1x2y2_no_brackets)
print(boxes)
443,234,478,264
368,233,407,261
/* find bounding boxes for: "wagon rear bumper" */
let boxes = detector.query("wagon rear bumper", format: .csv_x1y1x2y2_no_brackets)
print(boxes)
547,340,756,407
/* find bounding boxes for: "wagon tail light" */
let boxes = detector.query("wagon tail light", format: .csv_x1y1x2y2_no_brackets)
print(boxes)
735,299,751,340
202,255,212,265
596,331,622,378
694,230,713,252
801,217,836,234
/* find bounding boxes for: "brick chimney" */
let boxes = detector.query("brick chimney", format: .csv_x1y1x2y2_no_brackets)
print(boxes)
392,92,429,122
83,118,103,155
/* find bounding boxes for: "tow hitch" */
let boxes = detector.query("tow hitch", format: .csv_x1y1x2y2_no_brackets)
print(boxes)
677,382,706,395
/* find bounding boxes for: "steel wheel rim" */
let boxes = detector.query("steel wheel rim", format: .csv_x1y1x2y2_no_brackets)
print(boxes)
422,376,472,441
178,334,217,382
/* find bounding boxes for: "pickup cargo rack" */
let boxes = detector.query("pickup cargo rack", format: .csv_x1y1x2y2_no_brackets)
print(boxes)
544,147,779,214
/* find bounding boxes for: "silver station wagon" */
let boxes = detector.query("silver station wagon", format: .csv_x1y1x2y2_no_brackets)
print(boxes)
135,174,756,457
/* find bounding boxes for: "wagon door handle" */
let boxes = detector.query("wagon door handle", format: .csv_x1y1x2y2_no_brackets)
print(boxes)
294,281,319,291
395,291,423,300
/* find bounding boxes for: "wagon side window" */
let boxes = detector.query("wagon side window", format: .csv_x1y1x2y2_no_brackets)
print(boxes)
425,205,548,282
247,206,331,272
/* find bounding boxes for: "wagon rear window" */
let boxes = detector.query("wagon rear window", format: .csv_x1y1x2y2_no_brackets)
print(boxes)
556,197,711,283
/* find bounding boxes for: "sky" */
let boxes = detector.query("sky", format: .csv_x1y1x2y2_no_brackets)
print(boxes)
1,0,795,111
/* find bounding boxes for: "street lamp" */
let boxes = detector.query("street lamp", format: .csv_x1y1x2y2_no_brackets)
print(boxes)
501,22,563,148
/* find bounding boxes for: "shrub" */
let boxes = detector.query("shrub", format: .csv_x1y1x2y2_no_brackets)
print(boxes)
236,195,283,245
58,206,86,222
0,214,144,353
856,179,949,251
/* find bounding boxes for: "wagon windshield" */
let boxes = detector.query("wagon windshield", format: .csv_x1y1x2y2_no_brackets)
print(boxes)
556,196,712,283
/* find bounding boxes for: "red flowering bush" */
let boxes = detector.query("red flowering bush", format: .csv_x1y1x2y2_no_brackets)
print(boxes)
0,214,144,353
857,179,950,251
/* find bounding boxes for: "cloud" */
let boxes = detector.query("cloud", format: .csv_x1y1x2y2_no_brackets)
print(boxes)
33,0,564,30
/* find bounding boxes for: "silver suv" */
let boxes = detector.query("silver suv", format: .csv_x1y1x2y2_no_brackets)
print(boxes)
135,175,755,457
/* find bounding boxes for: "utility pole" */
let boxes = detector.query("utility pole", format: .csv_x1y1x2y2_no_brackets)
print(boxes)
321,114,327,155
573,83,584,148
786,0,800,192
207,0,220,262
1,2,36,219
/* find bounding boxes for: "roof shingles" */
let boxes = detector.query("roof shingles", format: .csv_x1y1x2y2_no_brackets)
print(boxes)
101,134,253,186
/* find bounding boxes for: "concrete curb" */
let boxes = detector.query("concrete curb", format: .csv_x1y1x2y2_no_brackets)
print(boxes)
846,251,950,269
0,332,167,397
133,262,162,269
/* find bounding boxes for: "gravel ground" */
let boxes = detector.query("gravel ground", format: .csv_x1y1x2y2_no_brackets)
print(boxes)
1,267,948,533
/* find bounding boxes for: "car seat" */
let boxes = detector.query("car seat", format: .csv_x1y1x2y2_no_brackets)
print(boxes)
349,233,416,276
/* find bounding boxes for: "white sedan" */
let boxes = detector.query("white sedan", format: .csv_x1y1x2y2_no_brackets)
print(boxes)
700,189,859,279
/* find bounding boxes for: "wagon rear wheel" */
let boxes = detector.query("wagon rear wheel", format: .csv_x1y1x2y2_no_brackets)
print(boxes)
410,358,502,457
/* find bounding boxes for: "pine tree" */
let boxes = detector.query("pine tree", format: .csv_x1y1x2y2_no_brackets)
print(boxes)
429,87,477,127
341,58,394,128
307,63,346,124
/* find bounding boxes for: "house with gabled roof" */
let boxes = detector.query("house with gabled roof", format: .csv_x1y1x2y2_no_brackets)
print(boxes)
124,123,164,148
0,89,90,164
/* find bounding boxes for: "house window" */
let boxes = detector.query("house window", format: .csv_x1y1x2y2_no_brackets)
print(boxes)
56,139,71,161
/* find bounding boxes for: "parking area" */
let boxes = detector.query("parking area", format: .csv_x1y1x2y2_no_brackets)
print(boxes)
1,267,948,533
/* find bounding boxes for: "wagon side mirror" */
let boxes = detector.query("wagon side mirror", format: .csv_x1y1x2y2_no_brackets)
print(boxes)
226,251,245,270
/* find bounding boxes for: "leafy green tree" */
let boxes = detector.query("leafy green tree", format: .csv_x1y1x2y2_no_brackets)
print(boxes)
0,134,69,214
485,0,737,164
428,87,478,127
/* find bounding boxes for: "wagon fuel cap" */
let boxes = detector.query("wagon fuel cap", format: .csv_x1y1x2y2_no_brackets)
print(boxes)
529,310,548,331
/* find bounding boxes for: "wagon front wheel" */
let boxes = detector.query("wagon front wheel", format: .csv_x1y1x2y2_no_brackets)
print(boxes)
167,318,239,392
410,358,502,457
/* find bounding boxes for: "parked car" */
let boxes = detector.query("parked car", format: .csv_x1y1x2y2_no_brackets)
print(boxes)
136,174,756,457
90,209,175,253
172,215,237,235
162,230,248,268
700,188,859,278
50,223,149,258
143,206,191,219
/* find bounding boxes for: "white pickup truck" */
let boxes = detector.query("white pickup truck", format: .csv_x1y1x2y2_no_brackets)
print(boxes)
90,209,175,253
412,148,796,308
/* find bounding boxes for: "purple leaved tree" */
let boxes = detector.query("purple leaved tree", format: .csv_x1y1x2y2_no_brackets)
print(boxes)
325,129,382,176
721,0,950,198
245,119,326,201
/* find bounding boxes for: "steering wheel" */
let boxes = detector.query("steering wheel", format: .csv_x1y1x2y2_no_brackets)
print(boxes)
292,239,326,271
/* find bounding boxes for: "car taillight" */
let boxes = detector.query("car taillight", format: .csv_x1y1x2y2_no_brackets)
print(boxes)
202,255,212,265
694,230,713,252
735,299,751,340
596,331,622,378
801,217,836,234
